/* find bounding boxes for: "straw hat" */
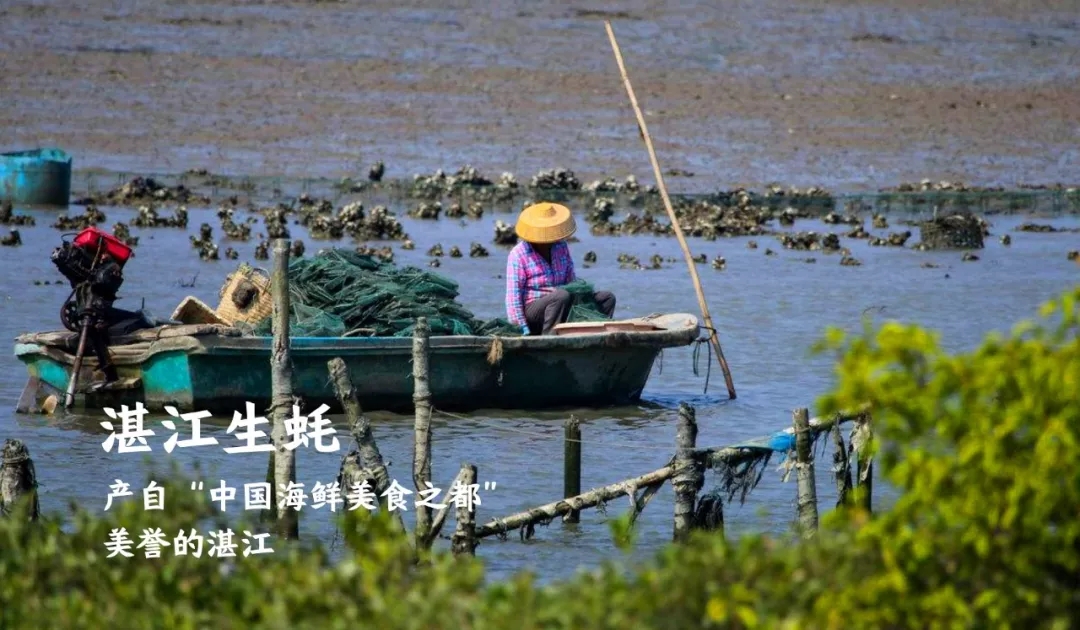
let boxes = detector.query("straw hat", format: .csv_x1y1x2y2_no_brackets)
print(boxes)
515,202,576,244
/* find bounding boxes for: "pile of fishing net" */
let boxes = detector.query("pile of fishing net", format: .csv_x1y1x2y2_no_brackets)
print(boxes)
250,248,610,337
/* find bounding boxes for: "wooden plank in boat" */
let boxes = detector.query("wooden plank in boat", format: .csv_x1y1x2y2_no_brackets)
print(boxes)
552,320,660,336
16,323,241,347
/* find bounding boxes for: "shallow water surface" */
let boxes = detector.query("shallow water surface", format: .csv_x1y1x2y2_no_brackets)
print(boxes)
2,193,1077,582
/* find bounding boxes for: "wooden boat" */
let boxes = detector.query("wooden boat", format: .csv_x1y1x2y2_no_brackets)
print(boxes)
0,148,72,207
13,314,700,415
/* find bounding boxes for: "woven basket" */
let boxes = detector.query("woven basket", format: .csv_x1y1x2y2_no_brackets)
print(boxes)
171,296,230,326
215,263,273,325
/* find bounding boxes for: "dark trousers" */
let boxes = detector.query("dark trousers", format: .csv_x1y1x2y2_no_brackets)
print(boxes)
86,324,118,382
83,305,142,383
525,290,616,335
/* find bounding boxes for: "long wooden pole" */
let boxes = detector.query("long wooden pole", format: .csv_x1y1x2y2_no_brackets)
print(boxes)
63,318,91,410
270,238,298,539
604,21,737,400
451,463,478,556
475,463,674,539
672,402,701,542
412,317,434,549
793,407,819,537
563,416,581,524
329,357,407,534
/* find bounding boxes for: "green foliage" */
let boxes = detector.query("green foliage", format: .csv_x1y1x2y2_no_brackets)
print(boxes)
805,284,1080,628
607,511,636,553
1,286,1078,628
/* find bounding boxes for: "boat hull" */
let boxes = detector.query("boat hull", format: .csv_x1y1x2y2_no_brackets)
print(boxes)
14,315,699,414
0,148,72,207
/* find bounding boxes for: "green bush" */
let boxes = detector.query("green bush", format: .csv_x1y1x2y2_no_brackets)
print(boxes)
1,286,1077,629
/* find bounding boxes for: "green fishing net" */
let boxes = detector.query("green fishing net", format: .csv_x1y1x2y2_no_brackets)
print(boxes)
561,278,612,323
251,248,610,337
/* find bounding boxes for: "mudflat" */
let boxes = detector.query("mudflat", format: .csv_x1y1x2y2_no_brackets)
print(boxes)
2,0,1078,191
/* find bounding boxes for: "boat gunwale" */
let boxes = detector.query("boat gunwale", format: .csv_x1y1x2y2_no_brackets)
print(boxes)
200,317,699,353
13,314,700,363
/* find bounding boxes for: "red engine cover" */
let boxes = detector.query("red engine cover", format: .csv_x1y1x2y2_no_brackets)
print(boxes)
72,226,134,266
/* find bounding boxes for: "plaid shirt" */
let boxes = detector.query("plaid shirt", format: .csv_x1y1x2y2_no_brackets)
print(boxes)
505,240,576,327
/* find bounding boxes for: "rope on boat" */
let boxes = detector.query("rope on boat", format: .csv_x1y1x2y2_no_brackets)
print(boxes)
486,336,504,366
691,327,714,395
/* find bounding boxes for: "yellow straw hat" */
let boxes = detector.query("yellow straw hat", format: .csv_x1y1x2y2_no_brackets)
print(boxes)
515,202,576,244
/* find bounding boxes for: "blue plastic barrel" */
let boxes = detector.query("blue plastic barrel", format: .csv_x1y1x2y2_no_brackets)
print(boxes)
0,148,73,206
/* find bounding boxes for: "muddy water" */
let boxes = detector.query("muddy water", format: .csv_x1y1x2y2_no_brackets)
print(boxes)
2,0,1080,190
2,191,1078,582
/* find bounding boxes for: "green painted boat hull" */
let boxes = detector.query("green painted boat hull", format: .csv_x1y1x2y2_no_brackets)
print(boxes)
14,315,699,414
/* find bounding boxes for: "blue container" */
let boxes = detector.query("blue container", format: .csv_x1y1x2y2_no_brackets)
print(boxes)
0,148,73,207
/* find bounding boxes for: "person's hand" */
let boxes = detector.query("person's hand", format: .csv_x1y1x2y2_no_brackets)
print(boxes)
521,324,530,336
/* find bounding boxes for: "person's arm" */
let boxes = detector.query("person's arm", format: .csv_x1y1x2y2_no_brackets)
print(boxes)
505,250,529,332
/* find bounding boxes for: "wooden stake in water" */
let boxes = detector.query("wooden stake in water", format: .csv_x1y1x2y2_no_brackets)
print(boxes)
1,439,39,521
563,416,582,524
794,407,819,537
270,238,298,540
451,463,478,557
831,420,853,508
423,466,467,548
853,414,874,514
328,357,405,533
672,403,702,542
605,21,737,400
412,317,434,549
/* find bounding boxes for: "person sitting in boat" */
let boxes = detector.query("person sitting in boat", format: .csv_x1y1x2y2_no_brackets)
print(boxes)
505,202,616,336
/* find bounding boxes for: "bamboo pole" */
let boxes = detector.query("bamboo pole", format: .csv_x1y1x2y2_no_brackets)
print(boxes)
604,21,737,400
793,408,818,537
476,464,675,539
672,403,703,542
451,463,478,556
328,358,406,533
563,416,582,524
63,319,91,410
270,238,298,539
412,317,434,549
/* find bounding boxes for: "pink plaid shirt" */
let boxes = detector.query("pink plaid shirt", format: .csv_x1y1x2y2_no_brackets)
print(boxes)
505,240,576,327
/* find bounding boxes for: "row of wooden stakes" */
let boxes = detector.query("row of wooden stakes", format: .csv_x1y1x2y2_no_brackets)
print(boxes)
0,239,874,558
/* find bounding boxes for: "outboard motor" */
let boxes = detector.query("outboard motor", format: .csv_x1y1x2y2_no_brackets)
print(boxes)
52,227,133,332
49,226,151,398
